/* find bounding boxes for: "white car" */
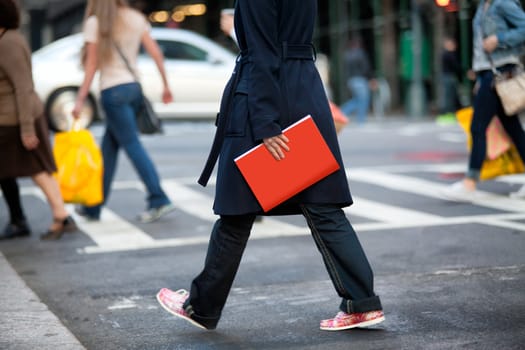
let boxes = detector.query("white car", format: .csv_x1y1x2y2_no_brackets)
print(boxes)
32,28,237,131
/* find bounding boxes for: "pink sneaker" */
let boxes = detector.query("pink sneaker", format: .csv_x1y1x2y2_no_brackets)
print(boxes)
156,288,207,330
320,310,385,331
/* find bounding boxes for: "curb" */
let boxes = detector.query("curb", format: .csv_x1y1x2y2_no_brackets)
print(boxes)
0,251,86,350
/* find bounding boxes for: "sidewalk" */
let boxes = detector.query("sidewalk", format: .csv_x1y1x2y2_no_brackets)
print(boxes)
0,251,85,350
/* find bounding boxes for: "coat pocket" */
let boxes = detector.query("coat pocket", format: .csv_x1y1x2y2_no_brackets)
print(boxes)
226,79,249,137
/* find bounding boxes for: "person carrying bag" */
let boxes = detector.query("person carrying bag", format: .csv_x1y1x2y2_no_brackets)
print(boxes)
442,0,525,201
72,0,175,223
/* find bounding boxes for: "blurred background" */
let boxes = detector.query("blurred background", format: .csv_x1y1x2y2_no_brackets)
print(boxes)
17,0,513,119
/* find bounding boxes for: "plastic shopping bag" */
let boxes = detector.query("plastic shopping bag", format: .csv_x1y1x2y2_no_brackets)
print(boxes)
455,107,524,180
53,128,103,206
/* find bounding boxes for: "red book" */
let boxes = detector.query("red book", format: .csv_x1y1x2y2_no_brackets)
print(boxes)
234,115,340,212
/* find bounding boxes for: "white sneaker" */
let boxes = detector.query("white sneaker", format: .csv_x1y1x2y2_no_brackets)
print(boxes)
137,203,175,223
441,181,479,202
509,185,525,199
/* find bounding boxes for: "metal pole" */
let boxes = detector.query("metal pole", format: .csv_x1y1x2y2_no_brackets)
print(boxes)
329,0,345,104
373,0,383,78
408,0,425,118
458,0,472,106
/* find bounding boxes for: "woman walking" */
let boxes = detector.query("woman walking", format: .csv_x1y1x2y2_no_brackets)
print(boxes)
0,0,76,240
157,0,384,331
73,0,175,222
443,0,525,200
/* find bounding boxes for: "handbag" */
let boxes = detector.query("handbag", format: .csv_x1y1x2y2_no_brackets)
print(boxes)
136,93,163,134
493,66,525,116
113,43,163,134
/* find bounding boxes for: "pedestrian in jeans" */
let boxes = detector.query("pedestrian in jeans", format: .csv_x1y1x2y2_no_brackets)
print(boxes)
443,0,525,201
157,0,384,331
340,36,376,125
73,0,175,223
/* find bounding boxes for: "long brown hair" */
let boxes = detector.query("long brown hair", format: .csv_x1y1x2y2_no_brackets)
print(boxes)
0,0,20,29
84,0,129,65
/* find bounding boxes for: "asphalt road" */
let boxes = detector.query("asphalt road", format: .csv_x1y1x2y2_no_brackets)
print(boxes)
1,118,524,349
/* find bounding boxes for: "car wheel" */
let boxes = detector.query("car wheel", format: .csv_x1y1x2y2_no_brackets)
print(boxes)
46,87,96,132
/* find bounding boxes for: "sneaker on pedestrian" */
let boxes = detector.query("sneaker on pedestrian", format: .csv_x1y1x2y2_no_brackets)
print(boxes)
440,181,479,202
74,205,100,222
320,310,385,331
137,203,175,223
156,288,207,330
509,185,525,199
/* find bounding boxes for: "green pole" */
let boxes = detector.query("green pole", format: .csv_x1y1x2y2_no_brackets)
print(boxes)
459,0,471,106
329,0,345,104
350,0,360,23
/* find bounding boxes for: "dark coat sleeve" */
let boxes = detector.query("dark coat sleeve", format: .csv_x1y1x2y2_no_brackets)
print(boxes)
238,0,283,141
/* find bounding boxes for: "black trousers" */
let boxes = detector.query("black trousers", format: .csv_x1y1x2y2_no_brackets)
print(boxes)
469,67,525,179
184,204,382,329
0,177,25,223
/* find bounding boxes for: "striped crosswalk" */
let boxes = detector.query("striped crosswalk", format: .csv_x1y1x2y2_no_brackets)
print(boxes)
9,163,525,254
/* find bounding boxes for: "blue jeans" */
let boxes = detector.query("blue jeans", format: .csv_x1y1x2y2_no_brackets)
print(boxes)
440,73,459,114
84,83,170,218
468,67,525,180
183,204,382,329
341,77,371,124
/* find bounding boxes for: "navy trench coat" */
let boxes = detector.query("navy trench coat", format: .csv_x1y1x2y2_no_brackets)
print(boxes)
199,0,353,216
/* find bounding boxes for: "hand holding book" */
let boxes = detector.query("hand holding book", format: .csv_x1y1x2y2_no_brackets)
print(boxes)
234,115,340,212
263,134,290,160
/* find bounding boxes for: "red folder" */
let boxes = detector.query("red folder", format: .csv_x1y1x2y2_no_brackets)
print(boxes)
234,115,340,212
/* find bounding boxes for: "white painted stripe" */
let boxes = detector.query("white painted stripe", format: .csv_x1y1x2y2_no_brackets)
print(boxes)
20,186,46,199
80,212,525,254
80,179,305,254
438,132,466,143
159,179,305,238
347,168,525,213
73,209,155,252
13,175,525,255
476,219,525,232
346,196,442,223
19,186,156,253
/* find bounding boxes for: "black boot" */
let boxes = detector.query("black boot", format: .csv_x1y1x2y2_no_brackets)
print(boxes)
0,220,31,240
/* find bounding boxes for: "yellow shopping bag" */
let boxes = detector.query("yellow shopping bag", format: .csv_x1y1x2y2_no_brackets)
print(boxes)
53,128,103,206
455,107,524,180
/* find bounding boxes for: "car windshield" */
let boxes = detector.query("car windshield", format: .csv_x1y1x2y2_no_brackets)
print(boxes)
140,40,208,61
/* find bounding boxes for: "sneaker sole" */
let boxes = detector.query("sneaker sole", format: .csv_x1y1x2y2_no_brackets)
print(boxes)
155,291,207,330
320,315,385,331
139,205,176,223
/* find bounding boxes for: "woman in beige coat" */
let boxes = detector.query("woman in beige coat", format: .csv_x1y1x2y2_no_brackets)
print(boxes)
0,0,76,240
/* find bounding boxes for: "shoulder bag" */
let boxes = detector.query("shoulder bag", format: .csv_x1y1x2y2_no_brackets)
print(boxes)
493,65,525,116
113,43,163,134
482,1,525,116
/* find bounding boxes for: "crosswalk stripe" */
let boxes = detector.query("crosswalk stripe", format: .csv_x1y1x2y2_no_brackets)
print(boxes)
346,196,442,223
347,168,525,213
160,179,305,238
73,210,155,252
8,166,525,255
